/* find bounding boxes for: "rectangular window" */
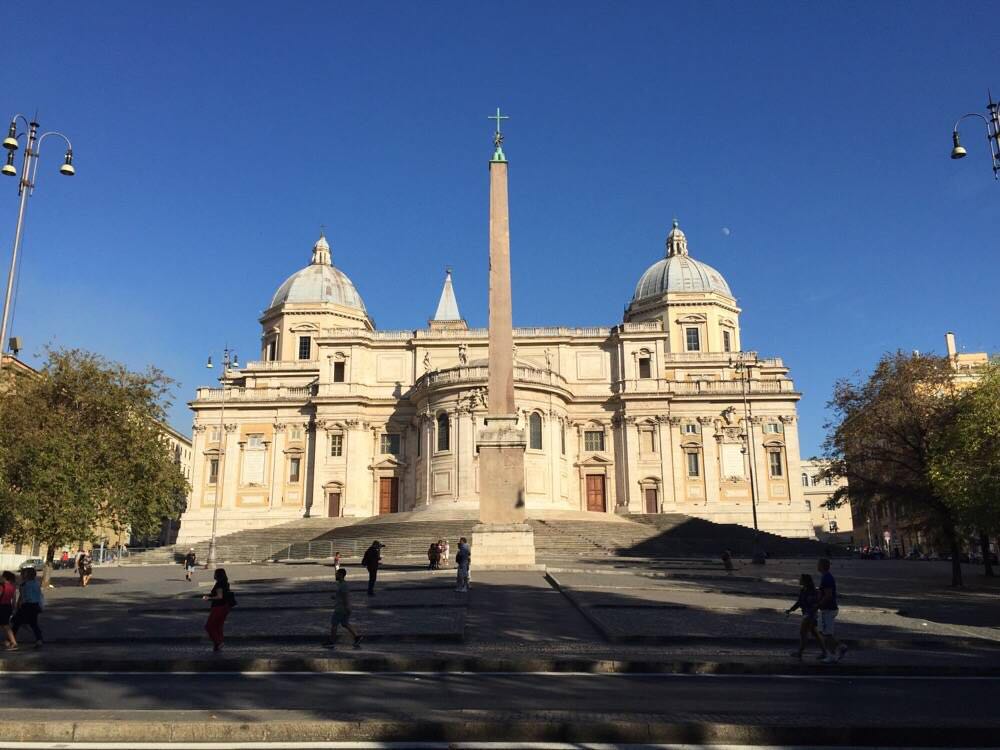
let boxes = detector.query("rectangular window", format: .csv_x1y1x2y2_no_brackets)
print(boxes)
329,434,343,457
686,451,700,477
289,457,301,483
638,357,652,379
763,422,782,434
210,426,221,442
805,499,812,511
722,330,732,353
829,520,839,533
584,430,605,452
825,476,833,486
247,434,264,449
290,426,302,440
528,413,542,450
380,433,401,455
683,422,700,435
209,458,219,483
643,429,657,454
769,450,783,477
267,339,277,361
685,327,700,352
298,336,312,360
333,361,346,382
560,421,566,455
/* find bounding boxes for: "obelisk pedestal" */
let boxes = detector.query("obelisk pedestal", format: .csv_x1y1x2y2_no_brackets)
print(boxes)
472,111,536,569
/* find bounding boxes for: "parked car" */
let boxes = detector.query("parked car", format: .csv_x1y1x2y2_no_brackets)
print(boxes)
18,557,44,572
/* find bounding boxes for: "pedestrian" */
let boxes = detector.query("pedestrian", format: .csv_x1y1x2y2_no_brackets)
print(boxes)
78,550,93,587
442,539,450,566
721,549,734,574
455,536,471,592
1,571,17,650
11,567,43,648
325,568,363,649
202,568,235,652
427,541,440,570
817,558,848,664
786,573,826,660
333,551,341,572
59,551,69,570
183,549,197,582
362,541,382,596
74,548,84,577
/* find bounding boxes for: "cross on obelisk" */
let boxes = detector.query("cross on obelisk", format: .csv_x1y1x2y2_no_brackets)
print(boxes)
474,107,536,568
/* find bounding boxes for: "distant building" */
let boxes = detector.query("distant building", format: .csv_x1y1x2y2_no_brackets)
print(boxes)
799,459,853,543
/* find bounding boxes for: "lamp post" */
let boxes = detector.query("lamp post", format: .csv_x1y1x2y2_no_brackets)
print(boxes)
729,354,766,565
0,114,75,359
205,347,237,567
949,92,1000,179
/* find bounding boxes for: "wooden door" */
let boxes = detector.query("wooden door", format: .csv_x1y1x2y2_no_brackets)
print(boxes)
644,488,658,514
585,475,606,512
379,477,399,514
327,492,341,518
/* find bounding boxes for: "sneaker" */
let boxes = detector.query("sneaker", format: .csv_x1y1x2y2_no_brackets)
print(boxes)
836,644,848,662
4,644,17,651
821,655,837,664
353,636,363,649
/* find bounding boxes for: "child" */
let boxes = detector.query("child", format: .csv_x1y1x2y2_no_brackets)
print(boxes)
333,551,341,572
785,573,826,660
326,568,362,649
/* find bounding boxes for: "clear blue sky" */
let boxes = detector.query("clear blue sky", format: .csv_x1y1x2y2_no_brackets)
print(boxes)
4,1,998,455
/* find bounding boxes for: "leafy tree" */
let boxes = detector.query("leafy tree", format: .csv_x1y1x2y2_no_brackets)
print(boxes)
825,352,966,586
930,363,1000,577
0,348,188,583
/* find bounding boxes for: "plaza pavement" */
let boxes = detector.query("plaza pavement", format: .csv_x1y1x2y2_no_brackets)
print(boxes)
3,556,999,744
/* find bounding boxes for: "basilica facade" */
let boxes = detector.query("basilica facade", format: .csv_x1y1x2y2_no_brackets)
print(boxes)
177,220,812,544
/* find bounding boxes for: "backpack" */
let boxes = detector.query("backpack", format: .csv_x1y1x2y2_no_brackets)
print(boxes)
225,589,238,607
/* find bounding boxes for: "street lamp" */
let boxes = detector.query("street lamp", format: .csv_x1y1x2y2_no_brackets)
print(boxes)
729,354,766,565
0,114,75,360
205,346,237,567
950,92,1000,179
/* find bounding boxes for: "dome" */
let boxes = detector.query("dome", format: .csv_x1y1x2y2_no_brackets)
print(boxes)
269,234,367,311
632,220,733,302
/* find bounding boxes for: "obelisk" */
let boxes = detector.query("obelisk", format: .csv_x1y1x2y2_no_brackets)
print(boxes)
472,108,536,567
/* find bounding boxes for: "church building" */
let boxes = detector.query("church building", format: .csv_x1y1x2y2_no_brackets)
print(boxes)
178,179,812,543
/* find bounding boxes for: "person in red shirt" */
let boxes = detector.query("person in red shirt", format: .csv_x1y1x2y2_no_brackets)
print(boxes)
0,571,17,650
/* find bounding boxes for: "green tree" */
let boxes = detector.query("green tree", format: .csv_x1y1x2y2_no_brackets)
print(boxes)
0,348,188,583
825,352,965,586
931,363,1000,577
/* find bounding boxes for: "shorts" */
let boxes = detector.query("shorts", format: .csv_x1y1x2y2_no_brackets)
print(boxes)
330,610,350,626
0,604,11,625
818,609,838,635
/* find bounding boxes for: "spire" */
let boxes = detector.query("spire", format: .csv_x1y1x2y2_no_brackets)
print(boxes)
666,218,689,257
489,106,509,163
433,269,462,321
311,231,332,265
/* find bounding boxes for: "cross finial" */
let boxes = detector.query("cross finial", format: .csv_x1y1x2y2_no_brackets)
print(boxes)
489,107,509,146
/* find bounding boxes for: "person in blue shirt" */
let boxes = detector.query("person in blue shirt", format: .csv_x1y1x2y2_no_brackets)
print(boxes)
786,573,825,660
817,558,848,663
11,567,43,648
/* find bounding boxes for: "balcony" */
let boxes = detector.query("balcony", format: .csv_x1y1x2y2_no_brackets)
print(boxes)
243,360,321,371
668,379,796,395
194,385,316,402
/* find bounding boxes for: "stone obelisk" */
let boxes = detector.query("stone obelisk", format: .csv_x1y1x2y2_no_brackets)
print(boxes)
472,108,536,568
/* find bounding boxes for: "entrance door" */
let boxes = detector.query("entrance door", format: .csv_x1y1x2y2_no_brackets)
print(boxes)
327,492,341,518
379,477,399,514
644,487,658,514
586,475,606,512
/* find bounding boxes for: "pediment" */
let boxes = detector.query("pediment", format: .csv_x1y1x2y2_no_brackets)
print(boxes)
371,456,407,469
676,313,708,324
575,454,614,467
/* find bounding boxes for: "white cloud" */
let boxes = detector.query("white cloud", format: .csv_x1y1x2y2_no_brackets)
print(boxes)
721,227,732,237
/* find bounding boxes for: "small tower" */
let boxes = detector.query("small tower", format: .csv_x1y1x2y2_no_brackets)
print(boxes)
429,269,468,331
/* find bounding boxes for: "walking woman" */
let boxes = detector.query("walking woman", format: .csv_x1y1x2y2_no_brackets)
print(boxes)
11,567,43,648
786,573,826,660
0,571,17,650
202,568,234,652
79,551,93,587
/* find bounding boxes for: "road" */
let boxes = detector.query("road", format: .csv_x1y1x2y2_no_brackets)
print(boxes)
4,671,996,726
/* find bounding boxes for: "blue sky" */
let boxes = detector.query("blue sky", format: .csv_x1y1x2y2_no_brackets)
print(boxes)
3,1,998,456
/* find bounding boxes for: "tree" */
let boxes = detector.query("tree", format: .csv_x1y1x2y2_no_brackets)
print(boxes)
824,352,965,586
930,363,1000,577
0,348,188,584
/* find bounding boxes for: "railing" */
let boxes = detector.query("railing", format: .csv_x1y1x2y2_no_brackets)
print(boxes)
669,379,795,395
194,385,316,402
243,360,321,371
620,321,664,332
418,364,568,389
115,539,447,566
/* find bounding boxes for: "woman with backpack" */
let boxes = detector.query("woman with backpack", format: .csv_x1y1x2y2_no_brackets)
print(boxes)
202,568,235,651
11,567,43,648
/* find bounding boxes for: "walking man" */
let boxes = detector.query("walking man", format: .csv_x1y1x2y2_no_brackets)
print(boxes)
817,558,848,664
325,568,362,649
362,540,383,596
183,549,197,582
455,537,471,592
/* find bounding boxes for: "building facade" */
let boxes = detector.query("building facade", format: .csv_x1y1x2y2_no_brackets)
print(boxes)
178,215,813,544
799,459,853,543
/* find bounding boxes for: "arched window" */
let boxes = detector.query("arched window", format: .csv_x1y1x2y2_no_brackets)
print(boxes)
437,413,450,452
801,473,809,487
529,412,543,450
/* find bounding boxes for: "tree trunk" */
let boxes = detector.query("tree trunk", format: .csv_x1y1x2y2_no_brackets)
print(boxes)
948,531,963,587
42,545,56,589
982,533,995,577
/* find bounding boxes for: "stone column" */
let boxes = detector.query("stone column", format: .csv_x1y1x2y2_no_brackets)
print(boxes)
781,414,803,505
700,417,721,505
221,423,240,509
269,423,285,508
657,417,673,510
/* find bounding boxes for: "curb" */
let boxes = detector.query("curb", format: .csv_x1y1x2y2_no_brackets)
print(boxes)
3,654,999,676
2,716,997,746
